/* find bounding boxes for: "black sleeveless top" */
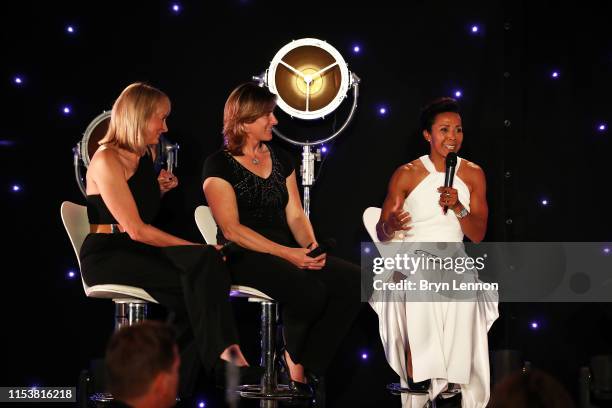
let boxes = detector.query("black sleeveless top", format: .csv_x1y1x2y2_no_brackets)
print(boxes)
202,143,296,245
86,152,160,224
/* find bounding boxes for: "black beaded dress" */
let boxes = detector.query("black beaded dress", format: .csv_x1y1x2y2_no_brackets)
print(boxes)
202,142,362,375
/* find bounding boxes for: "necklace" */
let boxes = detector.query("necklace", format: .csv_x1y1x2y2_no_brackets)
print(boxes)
250,144,265,165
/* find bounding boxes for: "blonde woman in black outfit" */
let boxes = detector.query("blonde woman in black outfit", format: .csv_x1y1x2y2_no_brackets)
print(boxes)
80,82,256,396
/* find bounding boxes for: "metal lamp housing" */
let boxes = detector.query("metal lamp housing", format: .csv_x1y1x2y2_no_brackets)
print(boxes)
267,38,351,120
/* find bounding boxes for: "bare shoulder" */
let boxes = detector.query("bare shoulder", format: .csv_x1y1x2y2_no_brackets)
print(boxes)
397,158,426,177
388,158,428,194
459,159,486,189
91,146,120,164
89,146,127,177
461,159,484,176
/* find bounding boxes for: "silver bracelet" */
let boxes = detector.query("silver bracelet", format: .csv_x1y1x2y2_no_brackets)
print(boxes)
381,221,394,238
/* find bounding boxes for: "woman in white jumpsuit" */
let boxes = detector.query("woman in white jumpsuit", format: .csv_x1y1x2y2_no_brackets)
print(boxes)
370,97,498,408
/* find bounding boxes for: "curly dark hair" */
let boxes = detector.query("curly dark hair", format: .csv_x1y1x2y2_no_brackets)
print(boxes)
419,97,461,134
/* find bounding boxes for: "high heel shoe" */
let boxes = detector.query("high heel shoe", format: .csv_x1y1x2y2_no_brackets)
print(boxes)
277,349,314,399
306,371,325,408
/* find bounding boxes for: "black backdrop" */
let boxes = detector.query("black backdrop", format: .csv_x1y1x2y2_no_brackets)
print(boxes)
1,0,611,406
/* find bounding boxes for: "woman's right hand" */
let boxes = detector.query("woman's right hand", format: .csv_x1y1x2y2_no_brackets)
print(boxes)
282,247,326,269
386,196,411,235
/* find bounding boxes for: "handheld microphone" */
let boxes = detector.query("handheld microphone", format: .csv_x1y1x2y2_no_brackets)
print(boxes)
166,146,176,175
443,152,458,214
306,238,336,257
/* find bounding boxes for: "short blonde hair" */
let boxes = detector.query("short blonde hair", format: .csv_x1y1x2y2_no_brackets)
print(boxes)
99,82,169,155
223,82,276,155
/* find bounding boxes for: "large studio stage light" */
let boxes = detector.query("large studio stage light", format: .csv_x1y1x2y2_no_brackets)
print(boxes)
254,38,361,216
73,111,179,197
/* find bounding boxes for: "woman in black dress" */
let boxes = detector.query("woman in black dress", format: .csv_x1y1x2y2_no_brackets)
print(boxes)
80,82,254,395
202,82,362,395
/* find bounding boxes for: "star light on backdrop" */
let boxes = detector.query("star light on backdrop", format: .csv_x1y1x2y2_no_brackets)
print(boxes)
254,38,360,215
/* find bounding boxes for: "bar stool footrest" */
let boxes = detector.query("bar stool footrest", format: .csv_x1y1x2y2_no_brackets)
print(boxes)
387,382,429,395
238,384,309,400
90,392,114,402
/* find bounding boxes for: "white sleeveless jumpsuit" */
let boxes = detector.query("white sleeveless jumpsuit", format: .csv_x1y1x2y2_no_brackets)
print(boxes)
370,155,499,408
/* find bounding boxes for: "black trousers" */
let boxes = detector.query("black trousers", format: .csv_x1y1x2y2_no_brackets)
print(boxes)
227,250,363,376
79,233,238,391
